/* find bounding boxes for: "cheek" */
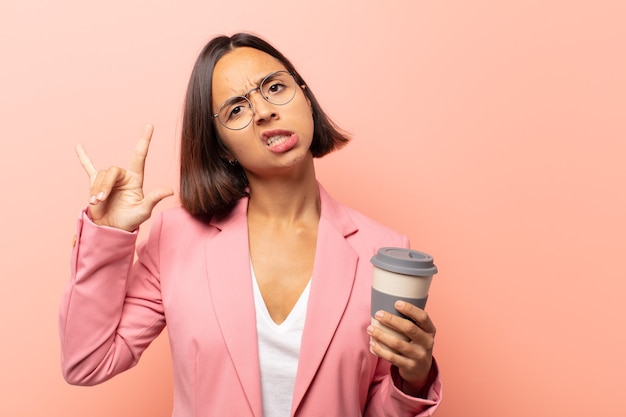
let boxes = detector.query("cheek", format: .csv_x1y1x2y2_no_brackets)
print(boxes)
223,132,257,159
295,99,315,134
216,133,242,159
305,110,315,139
306,113,315,135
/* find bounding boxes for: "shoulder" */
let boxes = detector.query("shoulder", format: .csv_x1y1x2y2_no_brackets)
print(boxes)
150,206,218,238
159,206,201,223
343,205,408,245
319,184,408,248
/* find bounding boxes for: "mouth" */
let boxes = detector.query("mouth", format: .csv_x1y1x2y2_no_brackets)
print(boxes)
262,129,295,148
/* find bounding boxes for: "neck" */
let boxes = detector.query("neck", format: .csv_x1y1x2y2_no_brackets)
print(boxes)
246,160,320,224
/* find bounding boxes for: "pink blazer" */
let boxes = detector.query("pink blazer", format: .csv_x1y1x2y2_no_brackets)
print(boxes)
59,184,441,416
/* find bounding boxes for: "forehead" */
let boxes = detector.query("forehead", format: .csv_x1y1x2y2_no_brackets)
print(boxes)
212,47,287,101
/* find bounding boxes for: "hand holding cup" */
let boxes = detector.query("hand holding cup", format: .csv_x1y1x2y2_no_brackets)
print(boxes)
367,247,438,394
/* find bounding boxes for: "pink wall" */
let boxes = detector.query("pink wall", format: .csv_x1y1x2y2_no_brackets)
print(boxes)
1,1,624,416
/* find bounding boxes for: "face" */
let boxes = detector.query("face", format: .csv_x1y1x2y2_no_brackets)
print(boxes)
211,47,314,179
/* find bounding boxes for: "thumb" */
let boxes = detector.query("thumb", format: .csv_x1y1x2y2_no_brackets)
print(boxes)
143,187,175,211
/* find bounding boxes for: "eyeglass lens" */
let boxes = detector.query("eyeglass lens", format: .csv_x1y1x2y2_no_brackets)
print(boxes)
216,71,297,130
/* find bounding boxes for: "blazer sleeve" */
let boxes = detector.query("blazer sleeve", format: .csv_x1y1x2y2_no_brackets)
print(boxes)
365,359,442,417
59,209,166,385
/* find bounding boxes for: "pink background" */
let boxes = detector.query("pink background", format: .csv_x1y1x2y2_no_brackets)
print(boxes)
1,1,624,416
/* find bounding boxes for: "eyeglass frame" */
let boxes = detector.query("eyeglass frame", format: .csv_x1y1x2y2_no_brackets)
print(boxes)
211,70,300,131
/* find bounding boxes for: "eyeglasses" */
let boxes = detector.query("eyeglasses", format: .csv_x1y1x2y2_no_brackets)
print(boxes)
212,70,298,130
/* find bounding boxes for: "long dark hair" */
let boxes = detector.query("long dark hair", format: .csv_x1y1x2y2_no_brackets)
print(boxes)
180,32,350,218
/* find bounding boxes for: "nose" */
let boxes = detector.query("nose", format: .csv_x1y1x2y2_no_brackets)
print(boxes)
248,89,278,123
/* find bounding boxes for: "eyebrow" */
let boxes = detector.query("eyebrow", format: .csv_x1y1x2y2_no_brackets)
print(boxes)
221,95,249,108
235,71,284,97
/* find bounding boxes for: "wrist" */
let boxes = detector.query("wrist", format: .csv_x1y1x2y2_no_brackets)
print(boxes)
395,363,437,398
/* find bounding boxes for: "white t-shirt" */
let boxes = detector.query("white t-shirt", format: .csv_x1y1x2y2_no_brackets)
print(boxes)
251,265,310,417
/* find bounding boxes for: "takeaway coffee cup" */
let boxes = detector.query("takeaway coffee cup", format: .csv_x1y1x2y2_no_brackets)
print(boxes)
370,247,438,346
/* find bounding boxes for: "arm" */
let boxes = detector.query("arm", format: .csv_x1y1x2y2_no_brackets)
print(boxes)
60,124,172,385
59,211,166,385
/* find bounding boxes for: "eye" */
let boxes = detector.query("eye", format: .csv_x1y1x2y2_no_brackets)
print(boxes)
262,73,292,97
266,81,286,94
222,98,249,120
228,105,244,119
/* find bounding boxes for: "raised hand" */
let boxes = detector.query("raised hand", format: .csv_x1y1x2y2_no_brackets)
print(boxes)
76,124,174,232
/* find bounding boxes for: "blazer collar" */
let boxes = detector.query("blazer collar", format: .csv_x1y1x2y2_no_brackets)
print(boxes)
206,183,359,415
208,183,358,236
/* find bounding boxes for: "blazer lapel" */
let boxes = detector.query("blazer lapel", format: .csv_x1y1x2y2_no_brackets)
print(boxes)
291,185,359,411
203,185,360,416
205,198,263,417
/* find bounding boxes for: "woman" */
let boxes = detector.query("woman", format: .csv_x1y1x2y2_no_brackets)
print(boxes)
60,33,442,417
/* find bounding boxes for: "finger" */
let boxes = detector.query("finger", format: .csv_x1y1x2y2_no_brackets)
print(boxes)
75,144,98,180
141,187,175,211
128,124,154,175
368,323,433,370
368,323,406,356
373,309,433,348
369,334,402,362
394,301,437,335
88,170,107,204
90,166,127,203
370,341,423,375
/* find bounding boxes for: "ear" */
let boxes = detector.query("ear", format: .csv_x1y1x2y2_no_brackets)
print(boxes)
220,152,235,163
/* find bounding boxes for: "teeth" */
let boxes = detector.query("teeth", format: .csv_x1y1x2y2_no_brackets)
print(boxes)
266,135,288,147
